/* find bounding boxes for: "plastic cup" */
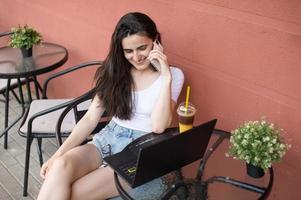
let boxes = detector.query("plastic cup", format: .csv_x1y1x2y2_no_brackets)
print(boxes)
177,102,196,133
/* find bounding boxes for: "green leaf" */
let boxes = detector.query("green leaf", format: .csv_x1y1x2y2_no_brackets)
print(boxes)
8,25,42,48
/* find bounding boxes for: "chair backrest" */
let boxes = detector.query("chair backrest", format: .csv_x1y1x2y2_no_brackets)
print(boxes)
0,31,11,37
0,31,11,46
55,88,110,146
42,61,102,99
18,61,103,136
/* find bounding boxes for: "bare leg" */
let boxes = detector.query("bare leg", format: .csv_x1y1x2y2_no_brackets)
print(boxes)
71,166,128,200
37,144,101,200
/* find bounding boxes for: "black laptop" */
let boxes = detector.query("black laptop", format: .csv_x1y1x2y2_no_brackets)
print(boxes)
104,119,217,188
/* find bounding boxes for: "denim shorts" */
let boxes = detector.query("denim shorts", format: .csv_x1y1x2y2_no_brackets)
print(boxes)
90,121,171,200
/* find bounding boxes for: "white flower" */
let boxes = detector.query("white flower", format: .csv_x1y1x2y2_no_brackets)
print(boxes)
269,148,274,153
241,140,248,146
269,123,275,129
263,137,270,142
228,119,290,170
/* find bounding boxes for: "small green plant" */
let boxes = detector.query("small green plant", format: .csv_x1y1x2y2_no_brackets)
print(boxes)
227,119,290,170
9,25,42,49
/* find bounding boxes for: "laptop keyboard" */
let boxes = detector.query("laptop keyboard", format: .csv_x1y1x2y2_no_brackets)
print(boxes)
119,159,137,180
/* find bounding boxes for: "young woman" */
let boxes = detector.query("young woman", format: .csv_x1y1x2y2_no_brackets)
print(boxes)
37,12,184,200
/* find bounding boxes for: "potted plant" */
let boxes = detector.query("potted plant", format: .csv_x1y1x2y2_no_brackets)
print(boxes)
227,119,290,178
9,25,42,57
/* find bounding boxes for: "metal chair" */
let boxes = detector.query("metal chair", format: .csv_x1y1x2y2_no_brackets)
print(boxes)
18,60,103,196
55,88,109,147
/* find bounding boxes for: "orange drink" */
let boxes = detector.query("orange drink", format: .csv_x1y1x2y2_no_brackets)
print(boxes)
177,102,196,133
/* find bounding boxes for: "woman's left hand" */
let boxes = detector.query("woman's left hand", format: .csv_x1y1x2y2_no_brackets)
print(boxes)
148,41,171,77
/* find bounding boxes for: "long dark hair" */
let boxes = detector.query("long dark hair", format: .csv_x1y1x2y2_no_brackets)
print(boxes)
94,12,161,119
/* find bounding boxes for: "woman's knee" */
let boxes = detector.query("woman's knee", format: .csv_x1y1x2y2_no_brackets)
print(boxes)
50,155,74,178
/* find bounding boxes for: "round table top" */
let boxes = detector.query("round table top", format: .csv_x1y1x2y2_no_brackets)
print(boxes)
0,42,68,79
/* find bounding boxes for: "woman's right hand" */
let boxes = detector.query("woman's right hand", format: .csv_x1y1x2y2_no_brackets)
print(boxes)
148,41,170,77
40,156,57,179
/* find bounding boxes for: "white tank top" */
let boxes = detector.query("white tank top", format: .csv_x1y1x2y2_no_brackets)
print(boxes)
112,67,184,132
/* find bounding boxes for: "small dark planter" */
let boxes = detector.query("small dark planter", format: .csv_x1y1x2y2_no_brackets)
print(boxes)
246,163,265,178
20,47,33,57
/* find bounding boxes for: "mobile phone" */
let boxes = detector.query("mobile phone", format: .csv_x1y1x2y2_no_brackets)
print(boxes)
150,40,162,72
150,58,161,72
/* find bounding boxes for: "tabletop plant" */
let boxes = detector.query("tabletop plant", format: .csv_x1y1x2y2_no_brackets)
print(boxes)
227,119,290,176
9,25,42,50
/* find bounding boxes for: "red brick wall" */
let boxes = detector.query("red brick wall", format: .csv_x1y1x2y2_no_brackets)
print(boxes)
1,0,301,199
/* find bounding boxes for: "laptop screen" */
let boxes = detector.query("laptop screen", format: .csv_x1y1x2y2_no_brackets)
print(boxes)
133,119,217,186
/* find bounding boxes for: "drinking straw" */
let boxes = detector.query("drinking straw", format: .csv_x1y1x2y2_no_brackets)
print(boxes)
185,85,190,112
